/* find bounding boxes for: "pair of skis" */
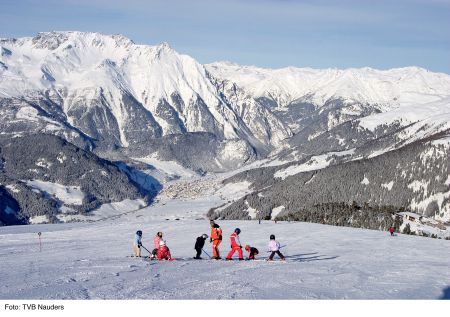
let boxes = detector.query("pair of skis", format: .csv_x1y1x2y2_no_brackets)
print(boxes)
131,255,287,262
134,244,287,261
131,244,175,261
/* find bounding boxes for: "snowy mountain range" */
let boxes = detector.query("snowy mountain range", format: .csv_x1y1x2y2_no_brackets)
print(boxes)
1,31,449,225
0,31,290,160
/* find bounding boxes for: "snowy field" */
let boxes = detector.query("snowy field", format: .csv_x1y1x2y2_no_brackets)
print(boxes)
1,206,450,299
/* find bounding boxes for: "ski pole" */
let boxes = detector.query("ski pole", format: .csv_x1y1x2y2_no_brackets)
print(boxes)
202,248,212,259
140,244,152,255
266,245,286,252
237,236,242,248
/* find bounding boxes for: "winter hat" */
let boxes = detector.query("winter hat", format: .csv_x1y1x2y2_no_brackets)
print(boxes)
157,232,163,237
235,228,241,234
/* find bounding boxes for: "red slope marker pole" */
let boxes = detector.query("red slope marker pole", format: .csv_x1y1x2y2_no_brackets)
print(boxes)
38,232,42,252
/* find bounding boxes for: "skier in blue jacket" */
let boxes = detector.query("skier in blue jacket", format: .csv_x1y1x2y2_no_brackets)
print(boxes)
133,230,143,257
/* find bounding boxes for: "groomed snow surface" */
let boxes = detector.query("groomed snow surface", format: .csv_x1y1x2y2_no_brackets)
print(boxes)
1,213,449,299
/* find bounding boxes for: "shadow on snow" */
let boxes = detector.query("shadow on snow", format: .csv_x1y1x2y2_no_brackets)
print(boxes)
284,253,339,262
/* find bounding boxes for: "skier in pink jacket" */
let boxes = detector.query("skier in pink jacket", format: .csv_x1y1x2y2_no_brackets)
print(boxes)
267,234,285,261
151,232,163,259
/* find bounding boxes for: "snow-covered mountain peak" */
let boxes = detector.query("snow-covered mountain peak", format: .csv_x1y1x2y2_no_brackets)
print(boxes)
208,61,241,68
0,32,203,98
31,31,70,50
155,41,173,51
29,31,136,50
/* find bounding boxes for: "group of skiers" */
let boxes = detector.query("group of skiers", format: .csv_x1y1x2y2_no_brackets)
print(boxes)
133,220,285,261
134,230,172,260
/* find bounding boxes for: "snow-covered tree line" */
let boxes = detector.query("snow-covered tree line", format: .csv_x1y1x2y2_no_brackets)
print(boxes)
0,134,154,225
212,138,449,224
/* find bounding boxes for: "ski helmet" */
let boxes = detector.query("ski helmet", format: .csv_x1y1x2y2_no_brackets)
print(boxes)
202,234,208,239
234,228,241,234
157,231,163,237
136,230,142,236
270,234,275,240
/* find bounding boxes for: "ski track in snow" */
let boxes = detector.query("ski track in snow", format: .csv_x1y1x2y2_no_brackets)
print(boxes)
1,216,450,299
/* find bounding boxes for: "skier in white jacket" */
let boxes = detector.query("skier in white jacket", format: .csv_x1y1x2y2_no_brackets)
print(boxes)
267,234,285,261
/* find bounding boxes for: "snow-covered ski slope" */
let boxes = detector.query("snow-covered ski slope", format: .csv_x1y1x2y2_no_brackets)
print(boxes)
1,198,449,300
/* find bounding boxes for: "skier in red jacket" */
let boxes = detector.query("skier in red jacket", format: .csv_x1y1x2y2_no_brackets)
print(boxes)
226,228,244,260
157,239,172,260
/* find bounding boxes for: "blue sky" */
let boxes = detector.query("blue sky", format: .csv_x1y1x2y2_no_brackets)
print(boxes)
1,0,449,73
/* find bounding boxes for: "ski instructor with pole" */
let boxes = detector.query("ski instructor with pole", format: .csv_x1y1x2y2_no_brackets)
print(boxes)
209,220,222,260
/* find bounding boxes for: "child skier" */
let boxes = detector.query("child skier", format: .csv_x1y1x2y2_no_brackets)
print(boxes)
226,228,244,260
133,230,143,257
210,221,223,260
194,234,208,259
157,239,172,260
245,245,259,260
267,234,285,261
151,232,163,259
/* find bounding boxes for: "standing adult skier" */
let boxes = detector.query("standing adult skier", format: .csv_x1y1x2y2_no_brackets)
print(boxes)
226,228,244,260
133,230,143,257
194,234,208,259
267,234,285,261
151,232,163,259
210,221,223,260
